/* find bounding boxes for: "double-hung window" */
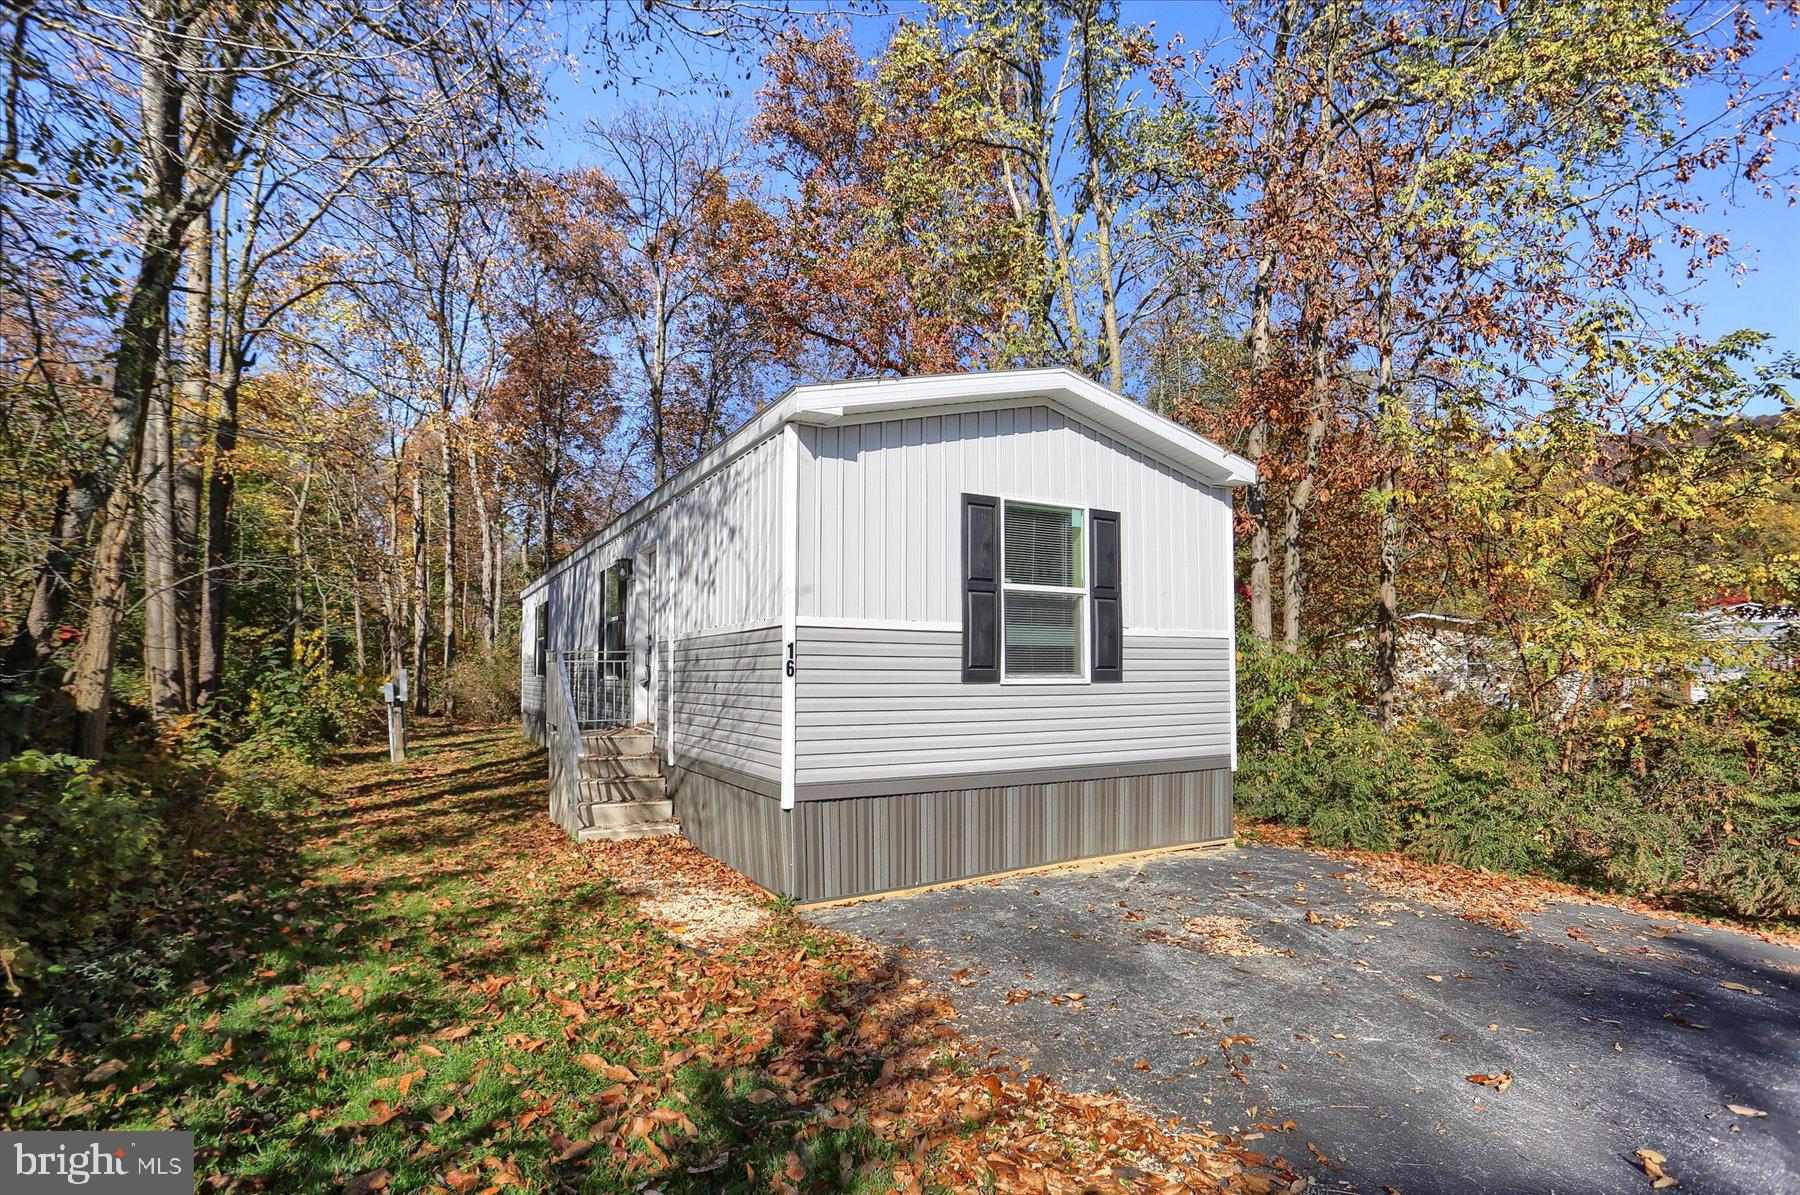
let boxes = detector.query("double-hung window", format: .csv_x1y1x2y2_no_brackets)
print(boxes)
1001,500,1086,681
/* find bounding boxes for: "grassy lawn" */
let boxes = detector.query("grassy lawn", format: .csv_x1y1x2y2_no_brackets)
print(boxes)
6,723,1282,1193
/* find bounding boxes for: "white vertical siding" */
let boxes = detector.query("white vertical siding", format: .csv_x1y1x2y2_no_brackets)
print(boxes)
795,404,1232,632
538,432,783,655
528,434,784,776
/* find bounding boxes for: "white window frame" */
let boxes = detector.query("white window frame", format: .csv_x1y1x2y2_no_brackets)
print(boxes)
999,496,1091,685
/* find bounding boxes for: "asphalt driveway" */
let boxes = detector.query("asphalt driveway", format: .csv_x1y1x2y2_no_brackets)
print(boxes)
811,844,1798,1194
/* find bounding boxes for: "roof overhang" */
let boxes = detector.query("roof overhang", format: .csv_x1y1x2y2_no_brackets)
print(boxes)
781,368,1257,487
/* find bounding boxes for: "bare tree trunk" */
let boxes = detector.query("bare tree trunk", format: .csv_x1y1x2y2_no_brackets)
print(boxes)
1243,248,1275,643
410,461,429,715
1077,5,1124,390
174,189,212,709
71,462,143,758
540,484,556,576
464,437,496,652
648,276,670,484
286,468,311,664
195,361,239,706
1241,0,1307,646
1031,153,1088,371
439,427,456,715
1372,271,1401,729
1281,305,1332,650
145,330,184,716
352,577,367,673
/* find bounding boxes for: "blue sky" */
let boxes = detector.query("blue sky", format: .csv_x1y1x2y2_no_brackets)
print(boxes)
537,1,1799,380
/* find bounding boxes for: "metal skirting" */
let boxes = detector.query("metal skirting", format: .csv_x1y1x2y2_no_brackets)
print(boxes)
666,764,794,896
665,764,1233,904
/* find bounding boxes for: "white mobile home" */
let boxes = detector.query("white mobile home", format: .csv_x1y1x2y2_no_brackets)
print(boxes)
521,368,1253,902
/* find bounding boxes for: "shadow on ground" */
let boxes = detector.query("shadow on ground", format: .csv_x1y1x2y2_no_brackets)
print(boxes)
813,843,1800,1195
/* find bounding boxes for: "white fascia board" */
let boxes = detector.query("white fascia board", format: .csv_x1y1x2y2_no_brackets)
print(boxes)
784,368,1257,487
522,368,1252,598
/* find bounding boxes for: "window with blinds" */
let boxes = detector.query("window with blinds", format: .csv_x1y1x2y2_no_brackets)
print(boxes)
1001,501,1086,679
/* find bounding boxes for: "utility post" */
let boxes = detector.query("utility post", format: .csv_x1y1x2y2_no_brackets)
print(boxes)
382,668,409,763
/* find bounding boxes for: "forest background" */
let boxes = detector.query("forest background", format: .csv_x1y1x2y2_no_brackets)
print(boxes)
2,0,1797,1002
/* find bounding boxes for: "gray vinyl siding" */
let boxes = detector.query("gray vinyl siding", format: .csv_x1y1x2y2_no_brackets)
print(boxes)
791,769,1232,902
796,405,1234,632
673,626,783,782
795,625,1231,786
667,764,793,896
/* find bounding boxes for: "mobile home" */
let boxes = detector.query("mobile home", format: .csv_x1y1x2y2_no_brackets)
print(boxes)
521,368,1253,903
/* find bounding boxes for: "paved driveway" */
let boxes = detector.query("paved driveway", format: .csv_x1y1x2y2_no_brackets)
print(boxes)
811,845,1798,1195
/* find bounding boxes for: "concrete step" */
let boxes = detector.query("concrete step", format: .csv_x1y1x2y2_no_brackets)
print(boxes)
583,728,653,756
576,775,664,804
576,819,681,843
577,752,660,779
578,798,673,828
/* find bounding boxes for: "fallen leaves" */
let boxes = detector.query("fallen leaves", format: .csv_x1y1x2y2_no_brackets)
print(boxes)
1635,1147,1679,1188
32,725,1302,1195
340,1169,388,1195
1465,1071,1513,1093
82,1059,126,1084
1179,915,1279,956
1724,1103,1766,1118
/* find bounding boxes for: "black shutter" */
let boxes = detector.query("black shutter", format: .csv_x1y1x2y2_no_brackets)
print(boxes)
1090,508,1122,682
535,605,548,676
962,494,1000,682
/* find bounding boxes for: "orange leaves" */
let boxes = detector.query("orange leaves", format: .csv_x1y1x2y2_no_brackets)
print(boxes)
574,1054,638,1084
1465,1071,1514,1093
1635,1147,1679,1188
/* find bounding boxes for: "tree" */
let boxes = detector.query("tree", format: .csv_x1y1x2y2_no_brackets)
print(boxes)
514,110,751,487
491,312,620,574
744,23,1032,377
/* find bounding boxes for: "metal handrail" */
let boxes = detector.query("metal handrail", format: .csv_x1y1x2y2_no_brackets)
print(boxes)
544,650,586,831
560,648,634,731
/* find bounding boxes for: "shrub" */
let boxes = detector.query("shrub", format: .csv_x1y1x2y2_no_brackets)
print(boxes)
0,752,166,987
446,646,521,723
1239,649,1799,925
239,632,380,762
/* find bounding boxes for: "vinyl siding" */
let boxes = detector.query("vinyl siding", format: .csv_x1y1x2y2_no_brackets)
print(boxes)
523,434,782,733
796,405,1233,632
673,626,783,782
535,433,781,656
795,625,1231,786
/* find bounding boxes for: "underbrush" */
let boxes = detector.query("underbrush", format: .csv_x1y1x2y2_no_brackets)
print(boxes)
445,644,521,722
1238,652,1800,925
0,711,340,1097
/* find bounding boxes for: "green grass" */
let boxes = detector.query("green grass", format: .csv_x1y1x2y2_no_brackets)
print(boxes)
3,725,905,1192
